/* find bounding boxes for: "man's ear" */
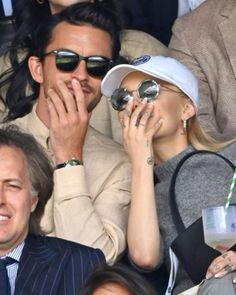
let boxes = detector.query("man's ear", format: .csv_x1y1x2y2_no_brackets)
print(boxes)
181,98,196,121
31,196,39,213
28,56,43,83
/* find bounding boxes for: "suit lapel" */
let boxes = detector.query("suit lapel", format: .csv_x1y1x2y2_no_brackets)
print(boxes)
14,235,71,295
218,0,236,78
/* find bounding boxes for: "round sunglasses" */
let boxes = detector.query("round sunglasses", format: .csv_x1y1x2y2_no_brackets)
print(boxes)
42,48,113,77
110,79,183,111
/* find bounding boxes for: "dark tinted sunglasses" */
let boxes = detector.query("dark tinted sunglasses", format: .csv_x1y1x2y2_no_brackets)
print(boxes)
110,79,183,111
43,49,113,77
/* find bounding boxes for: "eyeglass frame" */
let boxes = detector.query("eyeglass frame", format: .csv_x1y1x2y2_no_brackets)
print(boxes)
110,79,185,111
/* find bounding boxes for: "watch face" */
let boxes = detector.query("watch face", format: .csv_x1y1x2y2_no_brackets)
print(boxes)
66,159,81,166
56,158,83,169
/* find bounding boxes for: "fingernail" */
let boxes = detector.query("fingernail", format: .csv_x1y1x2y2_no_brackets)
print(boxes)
142,97,148,103
206,272,212,279
157,118,163,125
128,97,133,103
125,110,131,117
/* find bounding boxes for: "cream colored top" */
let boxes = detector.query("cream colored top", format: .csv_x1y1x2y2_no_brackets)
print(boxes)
4,105,131,264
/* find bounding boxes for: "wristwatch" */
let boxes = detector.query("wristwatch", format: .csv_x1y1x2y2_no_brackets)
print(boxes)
55,158,83,169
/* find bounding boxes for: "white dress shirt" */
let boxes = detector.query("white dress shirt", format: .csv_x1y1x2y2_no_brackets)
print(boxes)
1,0,12,17
0,241,25,295
178,0,207,16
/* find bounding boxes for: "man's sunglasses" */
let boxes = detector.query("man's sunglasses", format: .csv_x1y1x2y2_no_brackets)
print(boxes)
110,79,183,111
42,49,113,77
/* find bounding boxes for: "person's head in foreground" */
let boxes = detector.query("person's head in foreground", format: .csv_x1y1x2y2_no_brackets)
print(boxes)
102,55,229,158
80,264,156,295
0,125,53,256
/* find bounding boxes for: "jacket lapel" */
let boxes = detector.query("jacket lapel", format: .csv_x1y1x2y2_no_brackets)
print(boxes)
14,235,71,295
218,0,236,78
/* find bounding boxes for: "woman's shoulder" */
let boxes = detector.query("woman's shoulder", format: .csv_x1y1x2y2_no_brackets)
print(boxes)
176,144,236,172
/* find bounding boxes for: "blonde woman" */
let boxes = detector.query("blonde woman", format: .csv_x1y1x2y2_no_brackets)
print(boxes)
101,55,236,294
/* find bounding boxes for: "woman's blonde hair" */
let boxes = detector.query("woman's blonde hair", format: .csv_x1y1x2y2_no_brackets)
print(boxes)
187,116,235,152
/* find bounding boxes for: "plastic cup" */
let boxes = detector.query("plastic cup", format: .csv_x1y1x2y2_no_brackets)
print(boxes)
202,205,236,253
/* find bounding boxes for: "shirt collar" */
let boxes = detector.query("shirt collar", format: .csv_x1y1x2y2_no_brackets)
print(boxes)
0,240,25,263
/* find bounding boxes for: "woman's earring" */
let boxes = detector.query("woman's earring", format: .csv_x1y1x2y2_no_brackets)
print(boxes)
36,0,45,4
181,119,187,135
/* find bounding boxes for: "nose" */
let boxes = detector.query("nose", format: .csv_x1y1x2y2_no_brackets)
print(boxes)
72,60,89,81
0,188,6,205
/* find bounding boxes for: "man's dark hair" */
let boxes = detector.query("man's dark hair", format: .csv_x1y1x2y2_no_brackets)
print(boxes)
0,125,54,235
0,2,121,121
80,264,156,295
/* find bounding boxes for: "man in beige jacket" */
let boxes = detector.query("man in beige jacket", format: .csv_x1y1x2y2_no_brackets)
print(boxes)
169,0,236,140
1,3,131,265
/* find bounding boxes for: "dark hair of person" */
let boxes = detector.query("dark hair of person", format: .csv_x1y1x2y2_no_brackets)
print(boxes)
0,124,54,235
12,0,51,50
0,1,122,122
79,264,156,295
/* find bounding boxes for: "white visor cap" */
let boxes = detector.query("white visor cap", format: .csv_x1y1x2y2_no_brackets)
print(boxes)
101,55,199,109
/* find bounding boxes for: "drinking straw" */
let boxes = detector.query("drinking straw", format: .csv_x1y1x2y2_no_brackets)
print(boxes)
225,168,236,209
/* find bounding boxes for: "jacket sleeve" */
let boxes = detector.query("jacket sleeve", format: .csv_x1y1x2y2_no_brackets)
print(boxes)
41,158,131,265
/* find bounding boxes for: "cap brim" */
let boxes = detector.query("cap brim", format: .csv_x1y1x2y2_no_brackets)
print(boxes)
101,64,141,97
102,63,189,97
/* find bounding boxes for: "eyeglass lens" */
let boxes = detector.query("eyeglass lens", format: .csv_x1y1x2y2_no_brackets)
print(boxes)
137,79,159,100
110,79,160,111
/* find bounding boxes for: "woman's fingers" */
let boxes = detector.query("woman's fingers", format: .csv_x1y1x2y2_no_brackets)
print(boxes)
128,98,148,128
137,102,154,127
120,99,163,143
121,97,133,128
206,251,236,279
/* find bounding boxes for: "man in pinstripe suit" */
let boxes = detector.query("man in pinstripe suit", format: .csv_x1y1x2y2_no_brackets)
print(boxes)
0,126,105,295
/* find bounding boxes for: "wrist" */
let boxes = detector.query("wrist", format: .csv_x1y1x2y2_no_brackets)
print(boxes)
54,148,83,164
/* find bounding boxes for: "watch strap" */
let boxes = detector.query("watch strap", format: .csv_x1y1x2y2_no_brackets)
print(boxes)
55,158,83,169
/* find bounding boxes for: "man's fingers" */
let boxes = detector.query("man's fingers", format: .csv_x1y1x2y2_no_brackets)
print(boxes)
54,80,78,114
72,78,87,114
46,89,65,123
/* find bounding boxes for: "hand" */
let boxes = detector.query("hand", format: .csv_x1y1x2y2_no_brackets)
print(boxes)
119,98,162,167
46,78,90,163
206,251,236,280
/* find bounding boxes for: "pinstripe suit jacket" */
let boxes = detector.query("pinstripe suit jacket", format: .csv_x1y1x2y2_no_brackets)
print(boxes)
14,235,105,295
